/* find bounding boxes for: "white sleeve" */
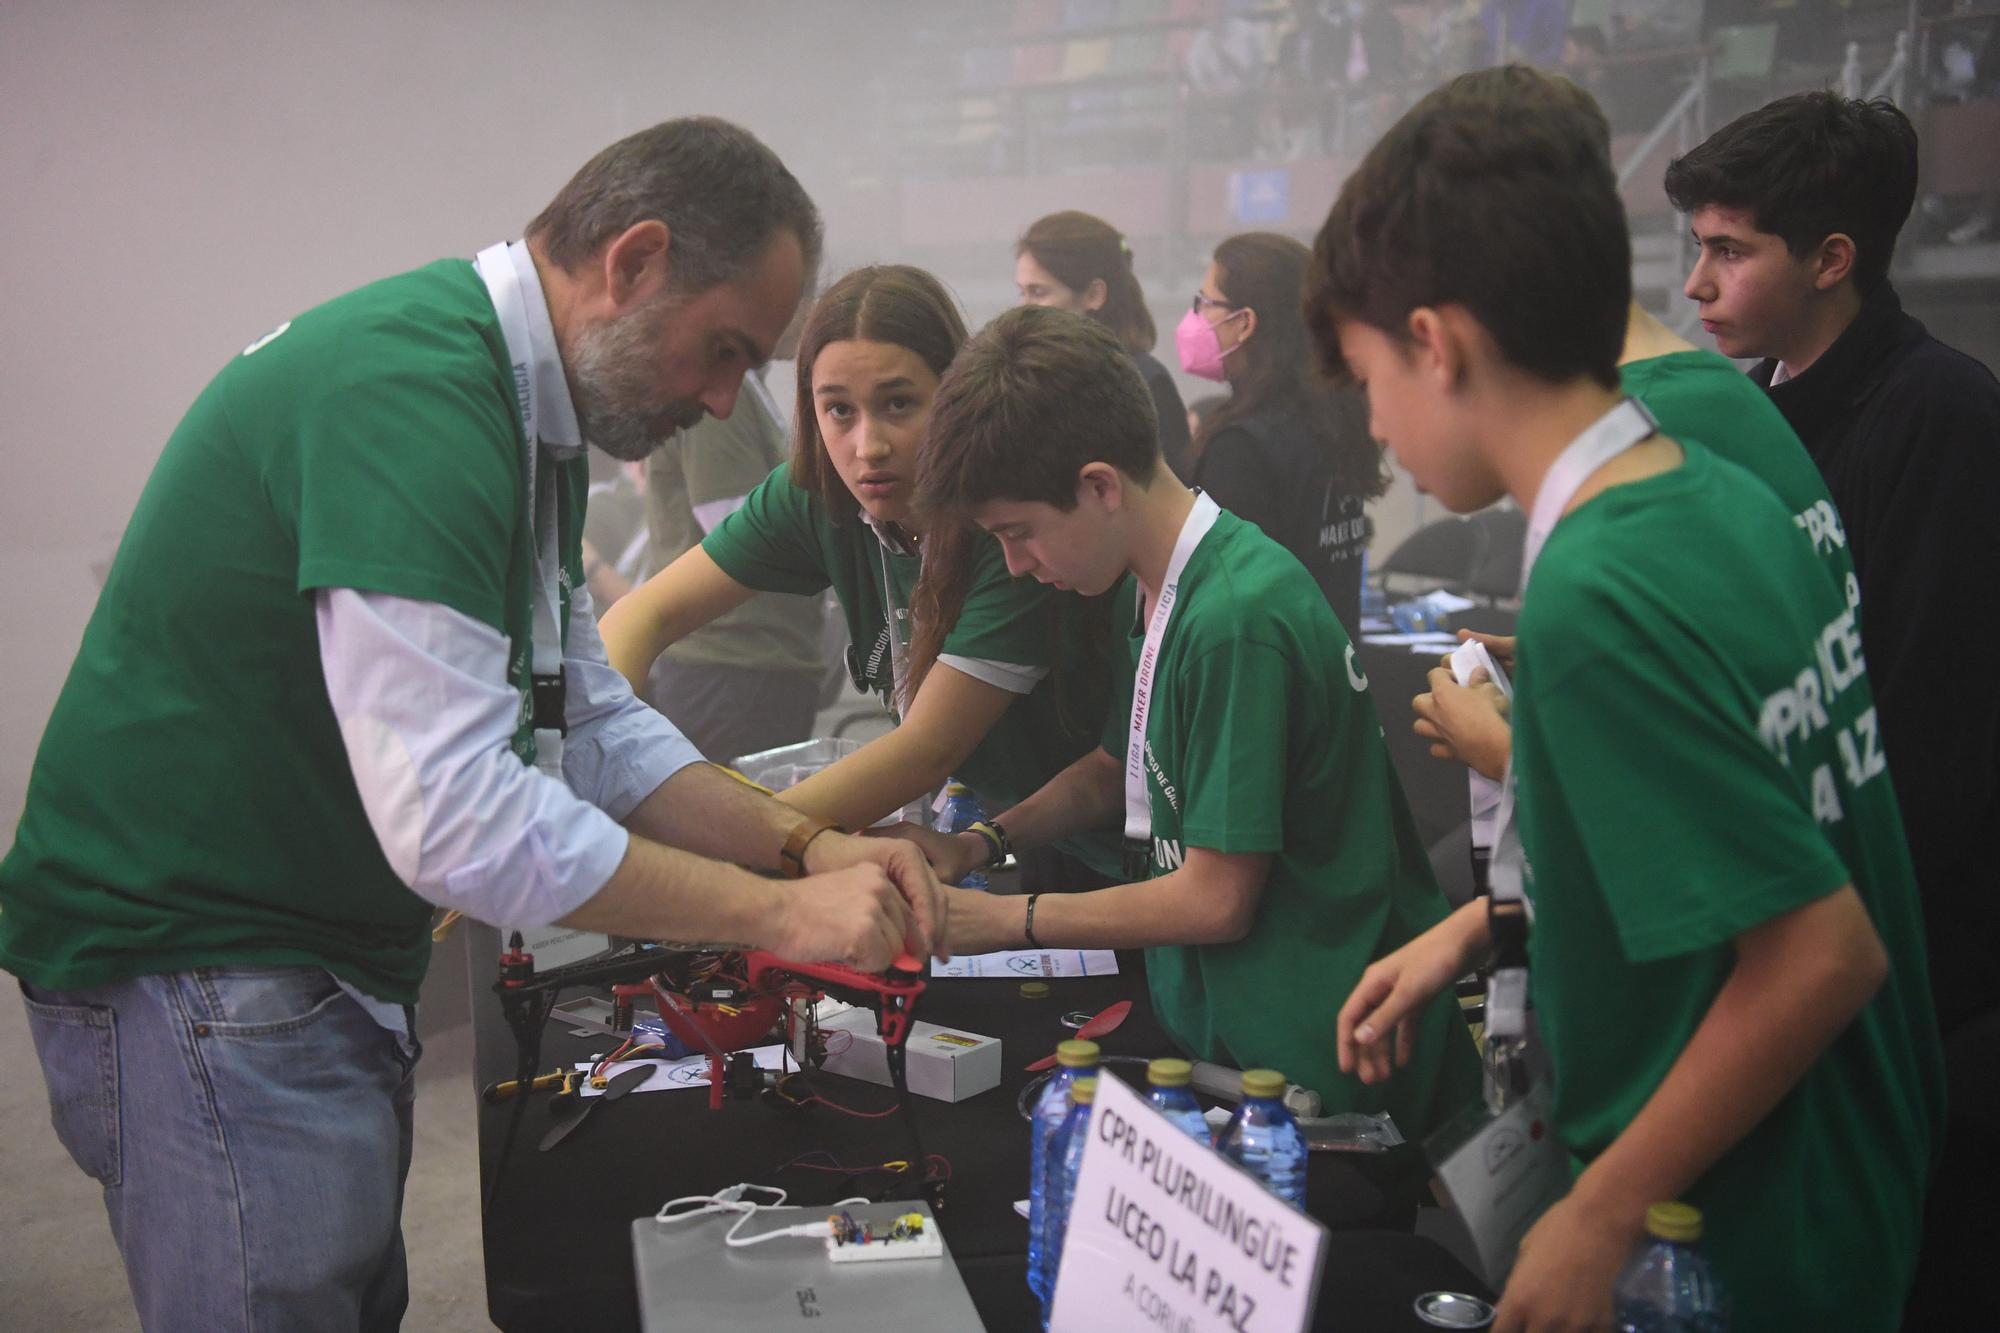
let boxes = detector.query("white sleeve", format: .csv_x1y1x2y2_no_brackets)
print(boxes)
317,587,632,927
935,654,1048,696
558,580,709,810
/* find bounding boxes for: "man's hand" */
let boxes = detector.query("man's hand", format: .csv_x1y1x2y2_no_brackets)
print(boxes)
767,862,921,972
1336,902,1488,1085
867,820,990,889
1491,1192,1640,1333
1413,665,1513,780
801,830,950,960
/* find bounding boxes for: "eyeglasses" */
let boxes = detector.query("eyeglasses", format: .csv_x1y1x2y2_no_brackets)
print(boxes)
1191,292,1238,315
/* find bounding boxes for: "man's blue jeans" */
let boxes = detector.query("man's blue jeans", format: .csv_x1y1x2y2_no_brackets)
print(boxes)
20,967,420,1332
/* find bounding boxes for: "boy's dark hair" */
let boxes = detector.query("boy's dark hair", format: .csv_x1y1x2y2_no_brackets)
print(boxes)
528,117,822,292
1019,211,1158,354
1662,91,1918,296
916,305,1159,519
1305,64,1629,390
790,265,967,522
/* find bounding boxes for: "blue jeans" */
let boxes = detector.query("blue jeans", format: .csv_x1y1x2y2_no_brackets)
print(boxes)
20,967,420,1332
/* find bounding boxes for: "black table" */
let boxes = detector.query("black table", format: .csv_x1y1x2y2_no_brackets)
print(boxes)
468,925,1491,1331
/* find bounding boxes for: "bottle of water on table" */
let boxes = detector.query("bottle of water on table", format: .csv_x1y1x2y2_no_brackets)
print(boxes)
1614,1202,1730,1332
1215,1068,1307,1210
1042,1077,1098,1330
1027,1040,1098,1300
937,781,989,888
1144,1058,1212,1145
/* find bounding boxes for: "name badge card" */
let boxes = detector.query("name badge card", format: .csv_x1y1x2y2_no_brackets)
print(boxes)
1049,1071,1328,1333
1429,1084,1569,1287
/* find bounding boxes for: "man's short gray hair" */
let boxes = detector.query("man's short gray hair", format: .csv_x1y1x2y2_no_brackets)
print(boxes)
528,116,822,293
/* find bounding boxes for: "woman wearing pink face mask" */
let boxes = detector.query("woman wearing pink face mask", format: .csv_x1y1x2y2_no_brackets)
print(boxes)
1178,232,1388,634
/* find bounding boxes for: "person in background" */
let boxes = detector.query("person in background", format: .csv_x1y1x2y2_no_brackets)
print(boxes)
1016,211,1192,481
580,454,652,608
1665,89,2000,1324
1180,232,1388,634
599,265,1123,888
0,116,945,1331
1315,66,1938,1330
638,313,823,763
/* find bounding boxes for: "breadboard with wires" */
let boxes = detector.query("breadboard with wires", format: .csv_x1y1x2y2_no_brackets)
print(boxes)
824,1209,943,1263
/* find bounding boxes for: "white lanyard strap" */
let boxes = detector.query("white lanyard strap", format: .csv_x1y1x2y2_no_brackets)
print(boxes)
474,240,569,777
1487,397,1657,910
1124,493,1223,857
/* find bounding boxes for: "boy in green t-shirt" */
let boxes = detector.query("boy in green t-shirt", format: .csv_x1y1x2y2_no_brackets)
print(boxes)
898,303,1481,1143
1312,67,1940,1330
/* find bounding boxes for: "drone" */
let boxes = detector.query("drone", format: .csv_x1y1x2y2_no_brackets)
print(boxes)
485,934,936,1210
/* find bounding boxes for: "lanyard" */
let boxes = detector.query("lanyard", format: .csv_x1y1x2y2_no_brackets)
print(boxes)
473,240,576,779
1482,397,1655,1090
1123,493,1222,872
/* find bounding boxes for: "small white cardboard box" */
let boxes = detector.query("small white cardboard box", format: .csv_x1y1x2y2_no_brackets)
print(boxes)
788,999,1001,1103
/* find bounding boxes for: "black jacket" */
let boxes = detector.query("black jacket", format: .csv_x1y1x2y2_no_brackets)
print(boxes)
1130,349,1192,483
1755,284,2000,1034
1191,396,1373,635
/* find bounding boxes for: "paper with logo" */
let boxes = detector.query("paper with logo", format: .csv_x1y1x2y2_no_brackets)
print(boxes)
929,948,1119,979
1430,1084,1568,1286
573,1044,787,1096
1048,1070,1328,1333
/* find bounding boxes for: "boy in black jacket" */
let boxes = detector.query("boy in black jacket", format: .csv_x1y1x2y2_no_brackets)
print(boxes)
1667,89,2000,1323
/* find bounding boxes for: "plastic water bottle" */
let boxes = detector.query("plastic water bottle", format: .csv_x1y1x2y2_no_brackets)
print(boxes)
1613,1202,1730,1332
1144,1058,1211,1145
1041,1077,1098,1330
937,781,989,889
1027,1040,1098,1300
1215,1068,1307,1210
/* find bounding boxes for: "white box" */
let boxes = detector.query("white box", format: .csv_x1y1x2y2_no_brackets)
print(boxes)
788,1000,1000,1103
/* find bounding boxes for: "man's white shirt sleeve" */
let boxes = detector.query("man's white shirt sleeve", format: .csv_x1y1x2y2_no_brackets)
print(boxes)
316,588,705,927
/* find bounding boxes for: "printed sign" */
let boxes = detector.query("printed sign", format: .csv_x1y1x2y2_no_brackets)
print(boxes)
1048,1072,1328,1333
1228,169,1291,224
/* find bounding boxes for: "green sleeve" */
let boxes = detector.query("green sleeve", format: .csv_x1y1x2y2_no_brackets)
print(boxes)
1521,606,1854,963
292,354,518,632
700,463,833,597
1175,637,1289,854
938,533,1055,665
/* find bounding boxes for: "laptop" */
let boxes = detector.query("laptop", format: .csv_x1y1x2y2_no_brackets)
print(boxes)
631,1199,985,1331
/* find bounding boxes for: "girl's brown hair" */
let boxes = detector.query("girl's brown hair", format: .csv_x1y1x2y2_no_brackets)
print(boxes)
1018,211,1157,356
789,265,968,521
1196,232,1390,499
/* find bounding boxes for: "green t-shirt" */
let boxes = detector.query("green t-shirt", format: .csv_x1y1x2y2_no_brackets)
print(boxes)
1104,510,1482,1139
702,465,1120,873
0,260,584,1004
644,376,821,673
1514,443,1942,1331
1623,349,1855,595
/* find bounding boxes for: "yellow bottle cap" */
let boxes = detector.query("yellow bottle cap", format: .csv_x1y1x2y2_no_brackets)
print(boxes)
1644,1201,1703,1244
1056,1040,1101,1068
1071,1078,1098,1105
1148,1058,1193,1088
1019,981,1051,1000
1241,1068,1286,1099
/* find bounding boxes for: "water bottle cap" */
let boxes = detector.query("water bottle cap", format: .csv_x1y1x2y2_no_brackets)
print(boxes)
1644,1201,1702,1243
1070,1078,1098,1104
1147,1058,1192,1087
1240,1068,1285,1098
1019,982,1051,1000
944,782,972,797
1056,1040,1101,1068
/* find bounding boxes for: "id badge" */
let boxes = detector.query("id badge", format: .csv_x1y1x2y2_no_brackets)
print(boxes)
1429,1083,1569,1288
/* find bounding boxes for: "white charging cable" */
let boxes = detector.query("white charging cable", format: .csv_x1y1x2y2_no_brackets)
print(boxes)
653,1184,872,1249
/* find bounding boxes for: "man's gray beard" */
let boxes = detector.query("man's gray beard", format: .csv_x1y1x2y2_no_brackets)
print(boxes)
568,296,706,462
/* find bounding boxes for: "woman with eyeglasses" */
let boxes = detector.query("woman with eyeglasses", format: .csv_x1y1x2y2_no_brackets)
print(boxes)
1015,211,1193,481
599,265,1122,887
1178,232,1389,634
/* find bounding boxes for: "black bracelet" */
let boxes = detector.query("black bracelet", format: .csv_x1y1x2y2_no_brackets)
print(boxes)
1023,893,1044,949
968,819,1009,867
